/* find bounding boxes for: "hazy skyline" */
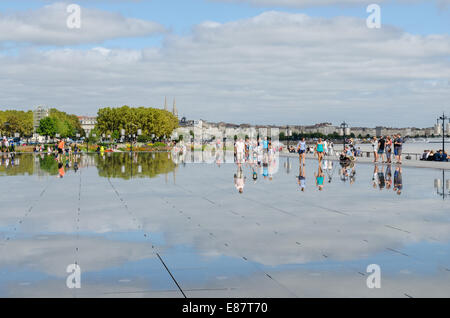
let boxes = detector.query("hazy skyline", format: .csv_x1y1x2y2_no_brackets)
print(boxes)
0,0,449,128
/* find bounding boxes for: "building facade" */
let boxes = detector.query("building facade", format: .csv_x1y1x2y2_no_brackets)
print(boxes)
78,116,97,135
33,106,49,133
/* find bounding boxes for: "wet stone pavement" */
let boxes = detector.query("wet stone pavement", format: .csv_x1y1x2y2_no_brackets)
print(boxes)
0,152,449,297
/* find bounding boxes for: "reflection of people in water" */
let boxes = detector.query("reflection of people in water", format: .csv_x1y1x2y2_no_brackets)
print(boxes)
315,164,325,191
393,165,403,195
262,161,269,180
349,164,356,184
372,164,387,190
74,160,79,173
385,164,392,190
58,162,65,178
372,164,379,189
339,160,355,184
0,153,16,168
377,165,385,190
323,159,334,183
297,164,306,192
251,163,258,183
234,164,246,193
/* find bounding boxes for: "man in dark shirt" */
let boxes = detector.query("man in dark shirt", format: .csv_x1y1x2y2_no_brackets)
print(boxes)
394,134,403,164
378,136,386,163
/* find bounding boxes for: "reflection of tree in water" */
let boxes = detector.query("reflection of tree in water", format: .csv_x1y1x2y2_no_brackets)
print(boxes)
0,153,34,176
39,155,59,175
96,152,176,180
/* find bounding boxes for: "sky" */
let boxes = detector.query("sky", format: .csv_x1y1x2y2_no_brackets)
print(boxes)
0,0,449,127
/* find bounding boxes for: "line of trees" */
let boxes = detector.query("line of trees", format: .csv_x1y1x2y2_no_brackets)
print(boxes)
96,106,179,141
0,110,34,137
1,108,82,139
36,108,82,138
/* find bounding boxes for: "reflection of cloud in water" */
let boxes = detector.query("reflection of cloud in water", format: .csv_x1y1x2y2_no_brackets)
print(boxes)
5,278,183,298
1,167,450,268
0,235,155,277
1,154,449,297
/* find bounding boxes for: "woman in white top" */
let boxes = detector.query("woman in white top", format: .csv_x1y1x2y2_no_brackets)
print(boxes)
371,137,378,163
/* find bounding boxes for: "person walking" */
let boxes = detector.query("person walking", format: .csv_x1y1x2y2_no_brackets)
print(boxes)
315,138,325,164
296,137,307,166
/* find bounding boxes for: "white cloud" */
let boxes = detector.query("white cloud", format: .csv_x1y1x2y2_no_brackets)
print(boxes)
0,11,449,126
0,2,166,46
210,0,450,8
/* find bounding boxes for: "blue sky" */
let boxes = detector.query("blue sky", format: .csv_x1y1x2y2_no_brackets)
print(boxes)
0,1,449,127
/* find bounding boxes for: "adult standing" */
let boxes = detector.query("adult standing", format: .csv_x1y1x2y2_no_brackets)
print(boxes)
57,139,65,161
371,137,378,163
385,136,392,164
377,136,386,163
394,134,403,164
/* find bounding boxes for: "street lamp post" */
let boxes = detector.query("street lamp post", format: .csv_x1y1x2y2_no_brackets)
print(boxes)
13,133,20,152
340,122,349,152
286,128,292,150
121,129,142,153
437,113,449,153
129,134,133,153
86,131,90,154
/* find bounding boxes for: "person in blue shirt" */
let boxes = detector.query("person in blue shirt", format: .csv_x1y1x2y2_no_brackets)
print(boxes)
394,134,403,164
263,137,269,152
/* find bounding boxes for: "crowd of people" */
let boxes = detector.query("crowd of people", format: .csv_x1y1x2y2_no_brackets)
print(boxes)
233,137,279,193
420,149,449,162
371,135,404,164
1,137,15,153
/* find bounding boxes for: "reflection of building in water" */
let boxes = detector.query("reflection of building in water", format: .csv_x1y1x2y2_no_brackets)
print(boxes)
80,154,97,167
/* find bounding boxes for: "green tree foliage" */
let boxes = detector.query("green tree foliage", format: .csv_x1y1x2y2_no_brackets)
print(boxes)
48,108,82,137
34,108,83,138
0,110,33,137
37,117,57,138
96,106,179,139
